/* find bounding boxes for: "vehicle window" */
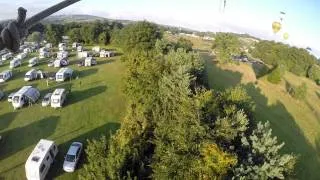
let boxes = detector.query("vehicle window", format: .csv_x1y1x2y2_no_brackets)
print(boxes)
53,145,56,150
76,148,80,157
40,164,46,173
13,96,19,103
49,149,54,159
46,156,49,161
65,154,76,162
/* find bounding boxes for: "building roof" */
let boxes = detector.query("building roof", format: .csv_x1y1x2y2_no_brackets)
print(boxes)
14,86,32,96
26,139,54,167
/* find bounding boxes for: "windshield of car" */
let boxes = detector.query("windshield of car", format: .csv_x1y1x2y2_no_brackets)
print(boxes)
65,154,76,162
25,75,30,78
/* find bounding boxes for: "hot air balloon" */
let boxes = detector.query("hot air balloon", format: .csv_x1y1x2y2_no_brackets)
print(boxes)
283,32,289,40
272,11,286,34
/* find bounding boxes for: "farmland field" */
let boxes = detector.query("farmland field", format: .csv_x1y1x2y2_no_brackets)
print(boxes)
0,47,126,179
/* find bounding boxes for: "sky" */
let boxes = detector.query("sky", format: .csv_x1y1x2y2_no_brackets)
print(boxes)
0,0,319,52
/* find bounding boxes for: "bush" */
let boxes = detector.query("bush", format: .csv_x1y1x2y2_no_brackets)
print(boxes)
267,66,284,84
307,65,320,84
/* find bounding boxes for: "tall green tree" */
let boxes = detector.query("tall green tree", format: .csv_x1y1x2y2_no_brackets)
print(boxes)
68,28,82,43
212,33,240,63
27,31,41,43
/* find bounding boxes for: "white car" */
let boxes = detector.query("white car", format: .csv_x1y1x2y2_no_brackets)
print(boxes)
42,93,52,107
63,142,83,172
7,92,15,102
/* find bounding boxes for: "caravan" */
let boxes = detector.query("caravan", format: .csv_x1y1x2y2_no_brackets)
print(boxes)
100,50,114,58
24,69,38,81
0,70,13,83
12,86,40,109
10,58,21,68
53,58,69,68
57,51,69,59
77,46,83,52
2,53,13,61
72,42,81,49
17,52,27,60
51,88,67,108
78,51,88,58
28,57,39,67
55,67,73,82
84,57,97,67
92,46,100,53
58,43,67,51
25,139,58,180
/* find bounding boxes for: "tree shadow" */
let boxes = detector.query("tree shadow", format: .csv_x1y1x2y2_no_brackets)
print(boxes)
66,85,107,106
97,59,116,65
47,122,120,179
11,69,28,81
251,62,269,78
78,68,98,78
0,116,60,161
203,53,242,90
0,112,18,131
244,83,320,179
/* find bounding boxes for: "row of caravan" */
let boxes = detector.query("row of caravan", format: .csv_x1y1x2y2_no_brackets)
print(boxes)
9,86,68,109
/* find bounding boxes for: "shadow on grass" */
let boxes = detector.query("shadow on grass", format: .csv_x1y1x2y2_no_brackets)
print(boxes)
78,68,98,78
0,116,60,161
0,112,18,131
11,69,28,81
97,59,116,65
251,62,269,78
47,122,120,179
66,85,107,106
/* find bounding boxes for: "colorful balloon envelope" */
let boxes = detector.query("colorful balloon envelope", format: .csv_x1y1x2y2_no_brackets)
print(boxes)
272,21,282,33
283,32,289,40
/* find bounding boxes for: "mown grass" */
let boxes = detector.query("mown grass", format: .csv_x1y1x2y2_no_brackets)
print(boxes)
203,53,320,179
0,47,126,179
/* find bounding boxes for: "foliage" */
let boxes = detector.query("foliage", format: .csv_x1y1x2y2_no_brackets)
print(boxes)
176,37,193,52
267,65,284,84
155,39,175,55
287,82,308,100
27,31,41,43
234,122,297,179
307,65,320,84
212,33,240,63
67,28,82,43
250,40,318,77
44,24,63,45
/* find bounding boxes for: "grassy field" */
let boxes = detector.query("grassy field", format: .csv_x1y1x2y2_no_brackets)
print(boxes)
203,53,320,179
0,47,126,179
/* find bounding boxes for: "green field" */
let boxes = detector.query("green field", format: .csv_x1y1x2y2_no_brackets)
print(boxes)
0,48,126,179
203,53,320,179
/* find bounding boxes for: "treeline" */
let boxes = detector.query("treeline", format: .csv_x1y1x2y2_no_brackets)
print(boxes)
79,21,296,179
250,41,319,77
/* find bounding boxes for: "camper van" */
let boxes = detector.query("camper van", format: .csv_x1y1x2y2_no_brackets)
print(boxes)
57,51,69,59
51,88,67,108
24,69,38,81
25,139,58,180
0,70,13,83
17,52,27,60
53,58,69,68
12,86,40,109
92,46,100,53
9,58,21,68
84,57,97,67
55,67,73,82
28,57,39,67
2,53,13,61
58,43,67,51
78,51,88,58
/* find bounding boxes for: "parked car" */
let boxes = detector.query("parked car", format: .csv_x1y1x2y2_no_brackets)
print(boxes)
42,93,52,107
63,142,83,172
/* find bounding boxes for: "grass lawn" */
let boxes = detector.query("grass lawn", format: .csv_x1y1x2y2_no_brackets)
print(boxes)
0,47,126,179
203,53,320,179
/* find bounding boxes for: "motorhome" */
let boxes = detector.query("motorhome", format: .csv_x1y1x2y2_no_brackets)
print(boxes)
9,58,21,68
57,51,68,59
100,50,114,58
58,43,67,51
12,86,40,109
92,46,100,53
24,69,38,81
25,139,58,180
2,53,13,61
51,88,67,108
72,42,81,49
39,51,50,59
28,57,39,67
84,57,97,67
55,67,73,82
53,58,69,68
17,52,27,59
78,51,88,58
0,70,13,83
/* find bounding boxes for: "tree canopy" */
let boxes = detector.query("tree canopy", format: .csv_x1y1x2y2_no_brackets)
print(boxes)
212,33,241,63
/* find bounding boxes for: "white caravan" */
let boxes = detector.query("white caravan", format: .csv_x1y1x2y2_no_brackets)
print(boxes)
24,69,38,81
25,139,58,180
92,46,100,53
12,86,40,109
78,51,88,58
24,48,32,53
39,51,50,59
77,46,83,52
45,43,52,49
53,58,69,68
72,42,81,48
57,51,68,59
51,88,67,108
2,53,13,61
10,58,22,68
55,67,73,82
100,50,114,58
0,70,13,83
58,43,67,51
28,57,39,67
84,57,97,67
17,52,27,59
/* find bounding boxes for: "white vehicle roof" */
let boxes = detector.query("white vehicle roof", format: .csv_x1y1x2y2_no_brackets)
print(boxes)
26,139,55,168
26,69,37,75
14,86,32,96
57,67,73,74
52,88,66,97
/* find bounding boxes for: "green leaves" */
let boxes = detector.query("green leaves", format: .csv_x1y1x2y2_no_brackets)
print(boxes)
212,33,241,63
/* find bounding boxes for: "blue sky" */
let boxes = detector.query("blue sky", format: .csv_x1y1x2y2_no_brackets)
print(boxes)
1,0,319,51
